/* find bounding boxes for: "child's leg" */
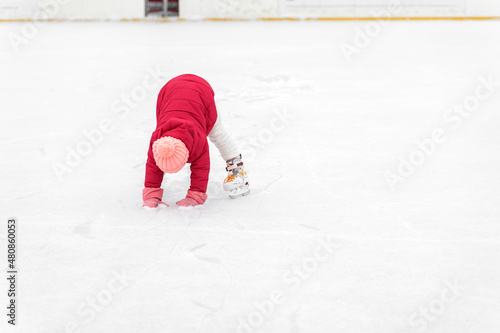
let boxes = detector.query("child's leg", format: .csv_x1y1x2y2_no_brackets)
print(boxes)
208,116,240,161
208,116,250,198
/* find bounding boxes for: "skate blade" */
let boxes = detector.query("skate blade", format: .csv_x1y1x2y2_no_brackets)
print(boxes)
228,187,250,199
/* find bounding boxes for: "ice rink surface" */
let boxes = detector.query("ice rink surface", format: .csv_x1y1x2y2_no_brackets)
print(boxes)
1,20,500,332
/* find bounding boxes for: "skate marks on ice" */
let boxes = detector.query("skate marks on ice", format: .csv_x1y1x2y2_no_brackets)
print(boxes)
69,201,203,265
168,220,234,333
189,254,234,332
241,160,282,199
216,75,314,105
189,242,208,252
293,128,425,237
162,206,204,258
209,211,246,231
72,219,95,238
9,190,44,202
298,224,322,231
246,75,314,103
230,233,344,333
0,129,79,146
261,160,283,193
101,208,208,295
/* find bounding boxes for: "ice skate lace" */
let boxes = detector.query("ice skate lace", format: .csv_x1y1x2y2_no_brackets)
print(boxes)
225,161,243,181
226,160,243,171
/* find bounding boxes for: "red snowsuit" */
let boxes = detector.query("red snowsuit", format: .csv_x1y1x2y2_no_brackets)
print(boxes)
145,74,218,193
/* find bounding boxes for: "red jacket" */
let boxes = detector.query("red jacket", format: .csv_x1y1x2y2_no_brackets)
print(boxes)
145,74,218,193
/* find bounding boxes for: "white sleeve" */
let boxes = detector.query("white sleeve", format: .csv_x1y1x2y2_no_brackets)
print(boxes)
208,116,240,161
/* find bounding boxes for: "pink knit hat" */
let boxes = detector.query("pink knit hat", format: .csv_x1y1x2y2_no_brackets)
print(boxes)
152,136,189,173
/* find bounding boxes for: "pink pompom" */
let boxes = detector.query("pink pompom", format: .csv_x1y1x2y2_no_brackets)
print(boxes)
152,136,189,173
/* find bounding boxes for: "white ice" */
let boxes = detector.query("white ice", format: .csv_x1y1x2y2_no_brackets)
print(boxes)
1,20,500,333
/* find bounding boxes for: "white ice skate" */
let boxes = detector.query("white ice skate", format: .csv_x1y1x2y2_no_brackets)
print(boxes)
223,155,250,199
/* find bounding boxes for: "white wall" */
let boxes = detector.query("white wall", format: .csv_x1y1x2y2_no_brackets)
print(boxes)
180,0,278,20
466,0,500,17
0,0,144,20
180,0,500,19
1,0,499,19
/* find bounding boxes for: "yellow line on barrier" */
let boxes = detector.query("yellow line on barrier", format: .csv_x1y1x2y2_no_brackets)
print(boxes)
0,16,499,23
204,17,248,21
258,17,301,21
309,16,499,21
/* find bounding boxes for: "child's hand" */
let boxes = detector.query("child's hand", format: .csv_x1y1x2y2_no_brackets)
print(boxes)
143,187,168,208
176,190,207,207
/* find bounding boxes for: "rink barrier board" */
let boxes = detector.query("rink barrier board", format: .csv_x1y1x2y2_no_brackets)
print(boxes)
0,16,499,22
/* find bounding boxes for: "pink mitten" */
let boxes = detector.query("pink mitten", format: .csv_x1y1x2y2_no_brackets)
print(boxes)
176,190,207,207
143,187,167,208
